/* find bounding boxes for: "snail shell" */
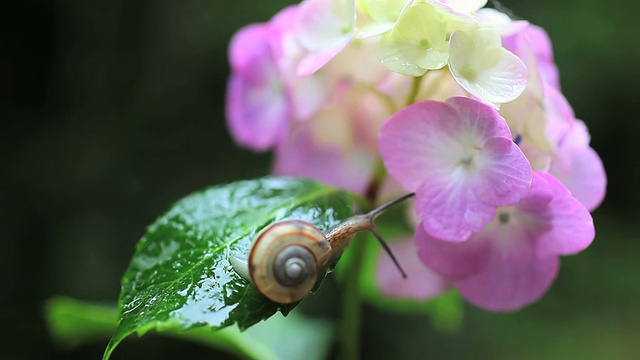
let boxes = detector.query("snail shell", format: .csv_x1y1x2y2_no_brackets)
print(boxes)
248,219,332,304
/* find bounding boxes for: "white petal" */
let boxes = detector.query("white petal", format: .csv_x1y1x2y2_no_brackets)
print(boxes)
449,29,527,107
472,50,528,104
436,0,487,14
297,0,356,52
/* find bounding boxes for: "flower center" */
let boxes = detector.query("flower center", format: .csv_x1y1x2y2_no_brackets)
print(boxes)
459,153,473,165
462,65,476,80
419,38,431,49
498,212,510,224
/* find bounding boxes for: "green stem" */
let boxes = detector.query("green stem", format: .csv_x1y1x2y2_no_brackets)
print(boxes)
340,234,367,360
406,75,423,107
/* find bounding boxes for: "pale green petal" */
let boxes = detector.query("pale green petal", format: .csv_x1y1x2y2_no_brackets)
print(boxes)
379,2,449,75
357,0,408,23
447,29,475,72
416,49,449,70
393,3,445,42
379,34,429,76
356,21,396,38
472,28,502,68
426,0,477,34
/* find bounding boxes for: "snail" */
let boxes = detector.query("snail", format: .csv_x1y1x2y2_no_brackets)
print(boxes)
230,193,414,304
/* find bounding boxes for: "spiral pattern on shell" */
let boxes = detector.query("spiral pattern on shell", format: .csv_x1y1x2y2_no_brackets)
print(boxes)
249,219,332,303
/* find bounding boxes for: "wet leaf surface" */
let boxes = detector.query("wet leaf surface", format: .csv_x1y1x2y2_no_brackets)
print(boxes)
104,177,357,359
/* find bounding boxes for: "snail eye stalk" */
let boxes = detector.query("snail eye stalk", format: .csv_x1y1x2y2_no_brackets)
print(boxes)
364,193,414,279
370,226,407,279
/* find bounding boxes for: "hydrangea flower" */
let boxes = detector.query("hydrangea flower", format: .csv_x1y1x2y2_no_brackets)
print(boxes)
415,172,595,311
379,97,532,241
226,24,290,151
225,1,606,313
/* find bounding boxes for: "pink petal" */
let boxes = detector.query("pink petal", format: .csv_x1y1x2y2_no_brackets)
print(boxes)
532,172,595,257
379,100,459,191
549,121,606,211
267,6,330,121
473,137,532,206
226,22,290,151
513,171,553,214
225,61,289,151
228,24,269,72
267,6,299,60
296,40,350,76
445,97,513,139
543,84,575,145
272,125,376,195
415,172,497,241
455,236,559,312
526,25,560,90
415,224,491,280
377,237,452,300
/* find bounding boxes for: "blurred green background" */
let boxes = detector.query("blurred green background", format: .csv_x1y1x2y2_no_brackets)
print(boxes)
1,0,638,359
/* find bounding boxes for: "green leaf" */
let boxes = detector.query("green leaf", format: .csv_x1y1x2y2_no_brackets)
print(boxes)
46,296,334,360
104,177,358,359
46,297,118,349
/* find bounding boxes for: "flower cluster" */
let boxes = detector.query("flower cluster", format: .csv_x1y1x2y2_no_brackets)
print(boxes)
225,0,606,311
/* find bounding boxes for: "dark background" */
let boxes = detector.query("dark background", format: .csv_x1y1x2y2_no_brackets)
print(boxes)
2,0,638,359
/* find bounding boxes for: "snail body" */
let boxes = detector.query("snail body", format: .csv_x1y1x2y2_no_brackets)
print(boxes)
231,193,414,304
